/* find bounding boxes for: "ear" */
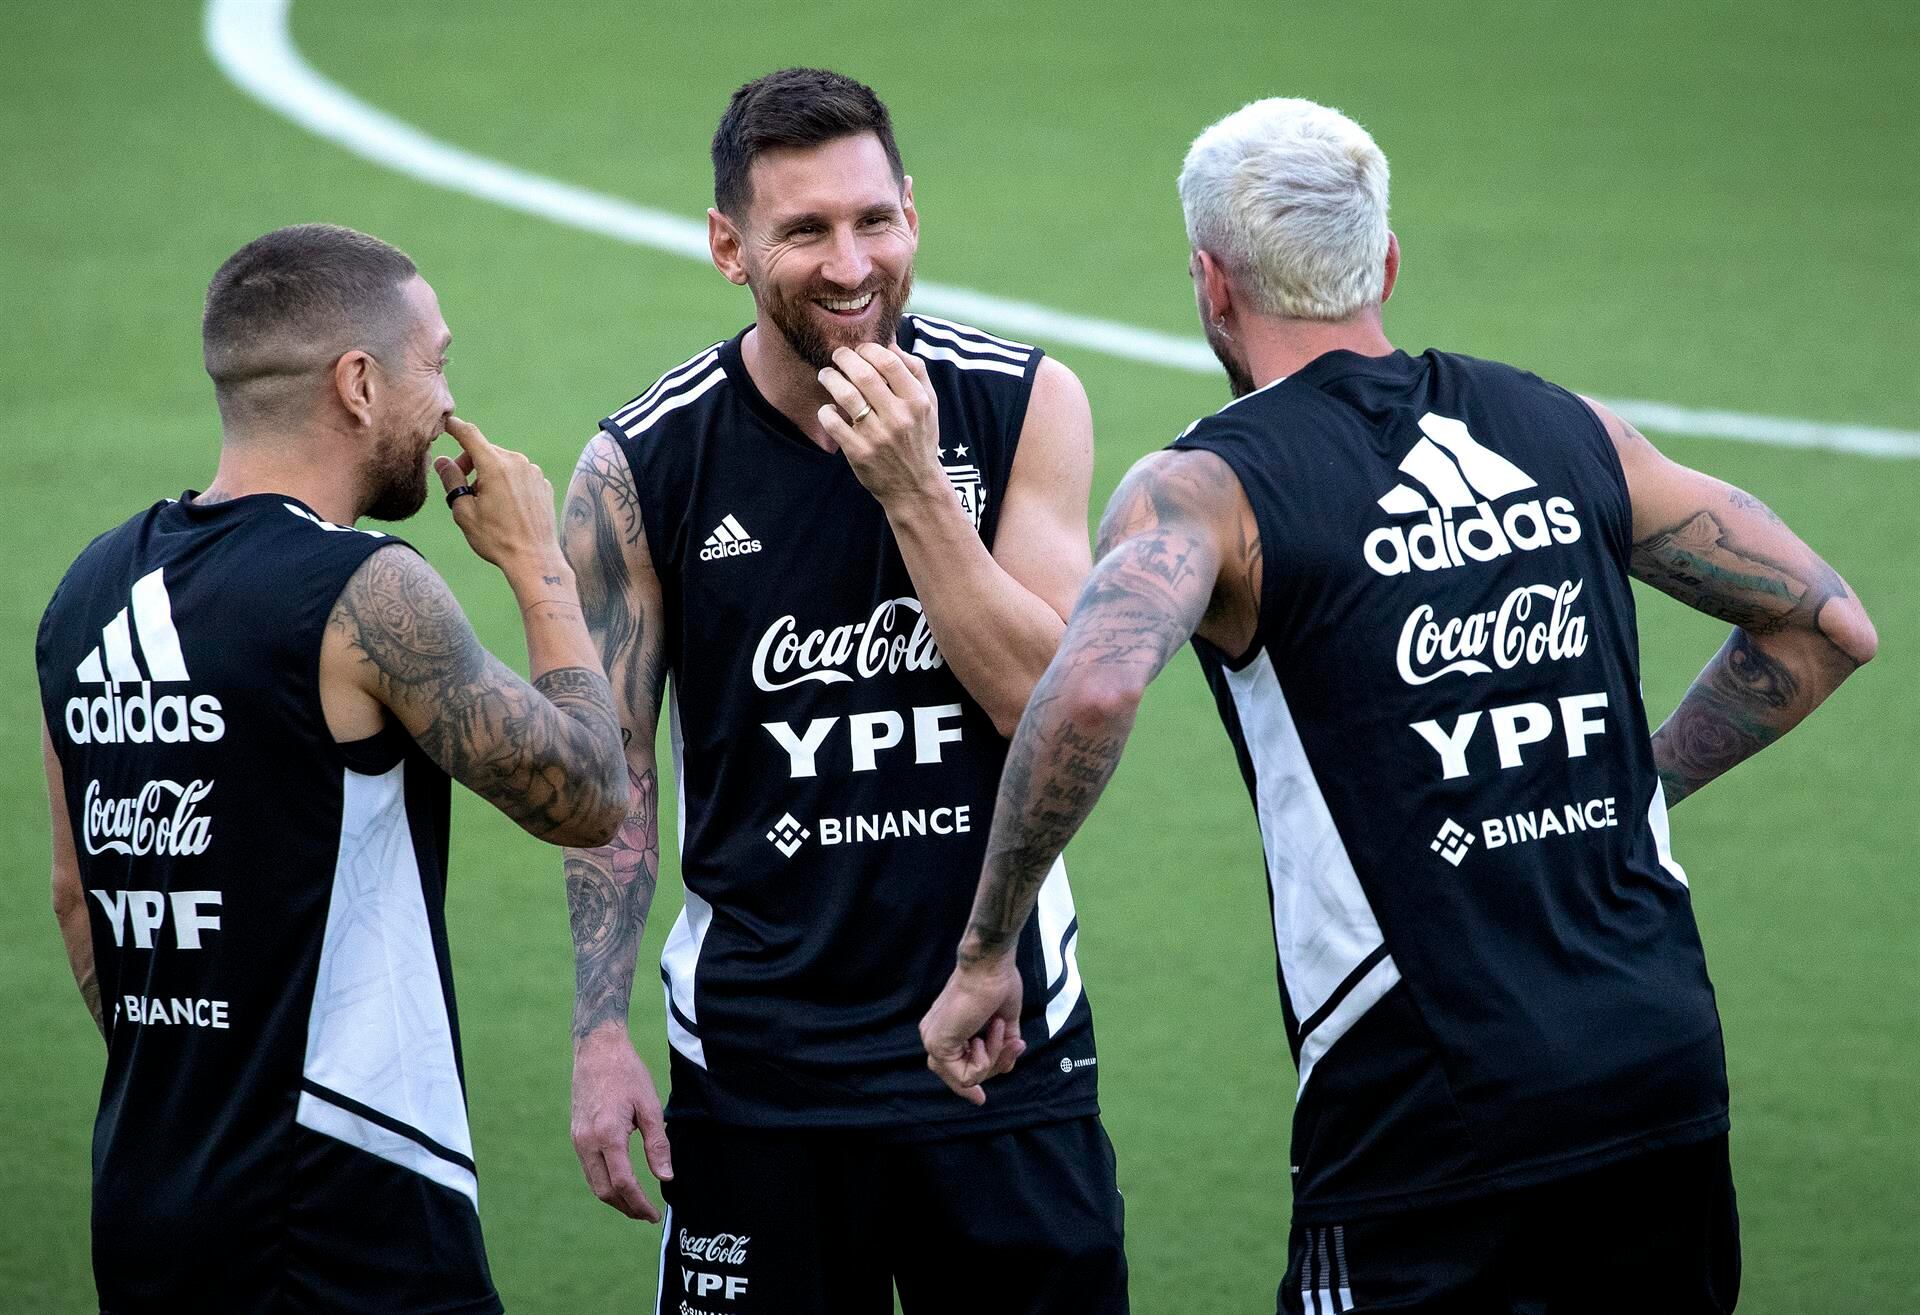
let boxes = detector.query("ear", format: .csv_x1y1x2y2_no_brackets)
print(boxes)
1195,249,1235,327
708,207,750,286
901,174,919,242
333,350,377,428
1381,231,1401,304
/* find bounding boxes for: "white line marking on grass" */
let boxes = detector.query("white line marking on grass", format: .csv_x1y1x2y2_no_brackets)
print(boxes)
204,0,1920,460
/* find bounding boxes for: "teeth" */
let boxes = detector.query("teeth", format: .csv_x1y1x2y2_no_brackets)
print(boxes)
818,293,874,312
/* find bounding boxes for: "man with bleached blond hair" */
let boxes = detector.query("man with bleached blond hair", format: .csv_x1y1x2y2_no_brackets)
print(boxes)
924,97,1874,1312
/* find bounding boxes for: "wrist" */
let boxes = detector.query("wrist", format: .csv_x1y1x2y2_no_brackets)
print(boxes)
955,933,1015,973
572,1017,630,1054
880,470,957,523
505,551,575,598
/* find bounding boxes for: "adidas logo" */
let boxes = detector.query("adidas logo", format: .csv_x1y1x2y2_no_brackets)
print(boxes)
699,514,762,562
63,568,226,745
1363,413,1581,577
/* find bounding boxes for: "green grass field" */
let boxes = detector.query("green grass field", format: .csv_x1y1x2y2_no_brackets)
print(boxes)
4,1,1917,1309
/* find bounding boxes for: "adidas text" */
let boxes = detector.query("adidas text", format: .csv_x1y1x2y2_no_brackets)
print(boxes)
65,683,226,745
1365,498,1581,576
699,537,761,561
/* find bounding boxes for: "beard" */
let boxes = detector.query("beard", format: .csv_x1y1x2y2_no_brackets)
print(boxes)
362,422,434,522
759,266,914,370
1204,314,1257,400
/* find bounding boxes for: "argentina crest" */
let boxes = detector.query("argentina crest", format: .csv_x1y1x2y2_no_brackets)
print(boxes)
941,454,985,530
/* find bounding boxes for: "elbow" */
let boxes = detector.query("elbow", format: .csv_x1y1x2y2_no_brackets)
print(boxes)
51,870,80,923
547,807,622,850
577,762,631,847
543,752,628,848
1823,596,1879,669
991,673,1142,741
1054,670,1148,736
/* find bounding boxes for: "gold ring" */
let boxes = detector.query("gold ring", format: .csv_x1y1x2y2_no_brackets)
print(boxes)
848,404,873,424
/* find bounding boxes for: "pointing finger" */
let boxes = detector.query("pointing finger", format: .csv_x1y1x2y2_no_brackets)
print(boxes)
443,416,494,456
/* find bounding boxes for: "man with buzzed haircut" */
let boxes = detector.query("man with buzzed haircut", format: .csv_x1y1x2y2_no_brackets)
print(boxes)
563,68,1126,1313
38,223,626,1312
925,99,1876,1312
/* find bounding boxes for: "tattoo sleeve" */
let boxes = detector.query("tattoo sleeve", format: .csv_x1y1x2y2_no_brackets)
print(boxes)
330,547,623,840
961,453,1235,962
562,437,666,1039
1624,423,1872,805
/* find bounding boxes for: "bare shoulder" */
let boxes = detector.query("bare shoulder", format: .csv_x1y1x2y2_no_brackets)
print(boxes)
326,544,484,700
1011,357,1094,480
1101,448,1245,537
565,433,650,564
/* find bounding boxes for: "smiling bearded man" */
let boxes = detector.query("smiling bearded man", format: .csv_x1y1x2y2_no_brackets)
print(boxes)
557,67,1129,1314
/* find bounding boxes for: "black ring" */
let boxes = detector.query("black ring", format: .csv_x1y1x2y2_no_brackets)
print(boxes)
445,485,475,507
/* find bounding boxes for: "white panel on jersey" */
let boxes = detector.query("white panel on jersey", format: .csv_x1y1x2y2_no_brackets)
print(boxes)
660,683,709,1067
101,607,144,682
129,569,190,681
299,763,475,1193
1033,856,1085,1037
660,889,713,1069
295,1089,477,1206
1646,781,1688,887
1295,952,1402,1099
1222,658,1399,1097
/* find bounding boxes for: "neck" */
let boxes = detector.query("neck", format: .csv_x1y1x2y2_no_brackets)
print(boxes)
740,322,843,451
199,430,361,525
1237,308,1395,391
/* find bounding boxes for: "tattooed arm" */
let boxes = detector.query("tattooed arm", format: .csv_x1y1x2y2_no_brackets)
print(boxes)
1585,399,1877,806
920,448,1258,1102
322,419,625,845
560,434,674,1223
44,717,103,1041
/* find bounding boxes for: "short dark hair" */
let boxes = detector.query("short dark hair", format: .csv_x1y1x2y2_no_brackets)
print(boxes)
711,68,904,217
201,224,418,404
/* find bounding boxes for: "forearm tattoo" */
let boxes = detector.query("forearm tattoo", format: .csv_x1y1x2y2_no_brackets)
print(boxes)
963,455,1236,961
1629,443,1865,805
330,548,623,838
568,765,660,1039
561,437,668,1037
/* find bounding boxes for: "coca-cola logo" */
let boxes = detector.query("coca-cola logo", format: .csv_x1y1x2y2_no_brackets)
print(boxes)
678,1230,750,1266
751,597,945,693
1396,580,1589,686
83,778,214,857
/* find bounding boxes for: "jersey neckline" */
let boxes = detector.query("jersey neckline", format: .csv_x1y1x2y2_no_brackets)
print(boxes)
1287,346,1423,390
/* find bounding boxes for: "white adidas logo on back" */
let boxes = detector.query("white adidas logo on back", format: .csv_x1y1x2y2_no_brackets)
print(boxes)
1363,413,1582,576
65,568,226,744
699,514,762,562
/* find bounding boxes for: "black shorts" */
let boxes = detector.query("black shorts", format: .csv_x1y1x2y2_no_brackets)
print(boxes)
654,1115,1128,1315
1279,1134,1740,1313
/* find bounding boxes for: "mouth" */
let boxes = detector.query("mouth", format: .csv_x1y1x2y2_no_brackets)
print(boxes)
814,290,877,319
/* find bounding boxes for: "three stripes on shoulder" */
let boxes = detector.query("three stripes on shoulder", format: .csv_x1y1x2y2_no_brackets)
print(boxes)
606,317,1036,442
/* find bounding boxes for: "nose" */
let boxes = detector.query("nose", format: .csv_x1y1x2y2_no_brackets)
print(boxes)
818,225,872,290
